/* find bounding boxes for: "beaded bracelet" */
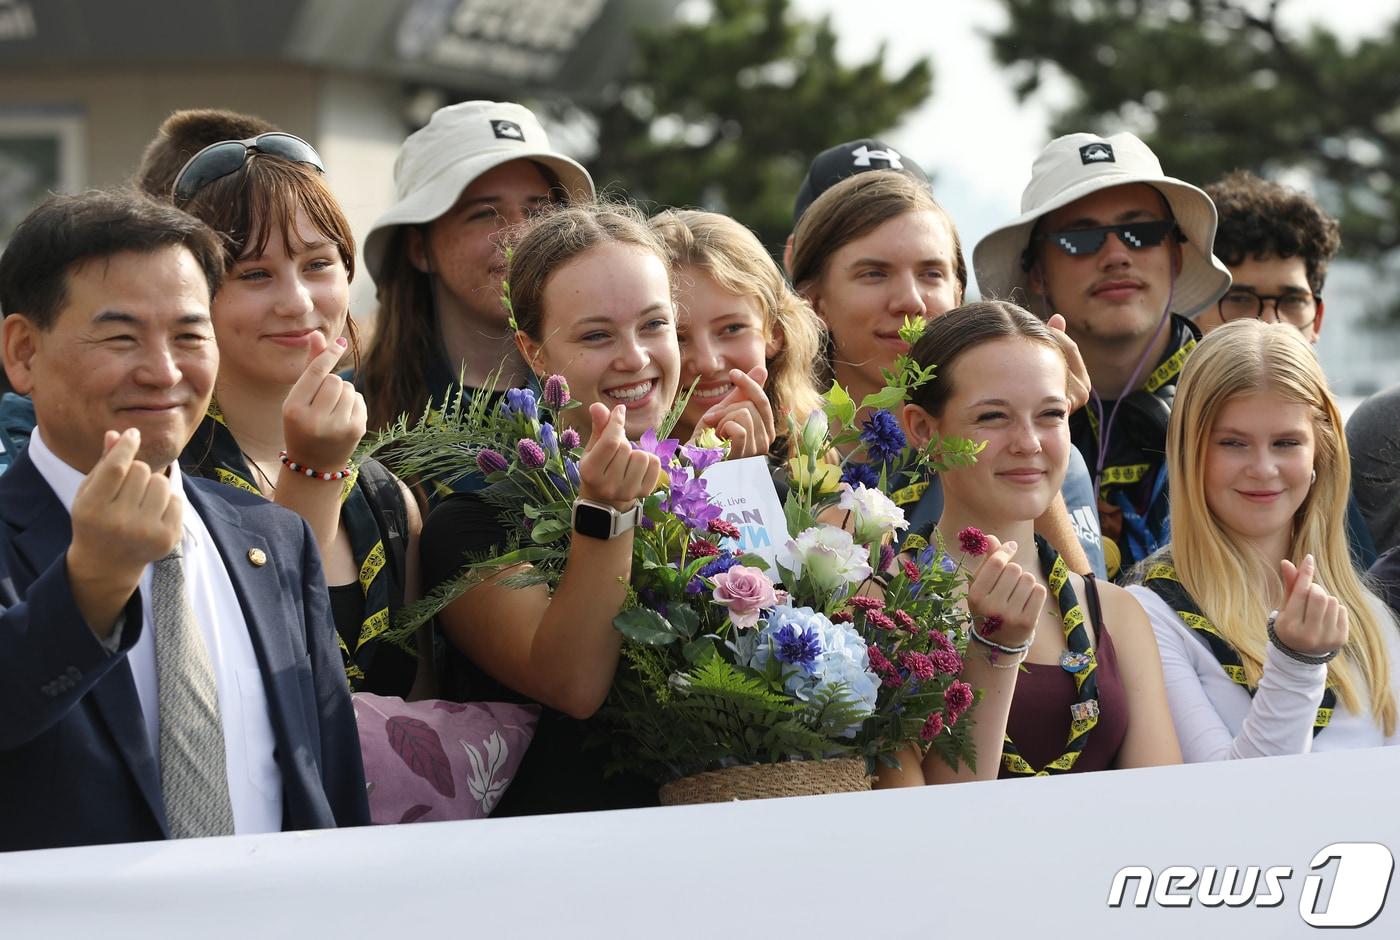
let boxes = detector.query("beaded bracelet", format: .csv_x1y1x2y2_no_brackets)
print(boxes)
1266,610,1340,666
279,451,353,482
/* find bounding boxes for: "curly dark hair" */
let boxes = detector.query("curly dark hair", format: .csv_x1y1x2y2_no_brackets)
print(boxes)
1205,170,1341,294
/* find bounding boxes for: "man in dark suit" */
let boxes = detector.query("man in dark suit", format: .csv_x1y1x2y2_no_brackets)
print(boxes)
0,189,368,853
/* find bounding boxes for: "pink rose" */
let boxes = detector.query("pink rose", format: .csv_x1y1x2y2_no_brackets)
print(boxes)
710,565,779,629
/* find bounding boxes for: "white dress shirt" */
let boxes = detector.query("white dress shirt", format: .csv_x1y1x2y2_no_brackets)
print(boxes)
28,429,283,834
1128,584,1400,761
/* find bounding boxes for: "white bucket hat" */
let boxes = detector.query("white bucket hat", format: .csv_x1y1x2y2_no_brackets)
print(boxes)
363,100,594,287
973,131,1231,318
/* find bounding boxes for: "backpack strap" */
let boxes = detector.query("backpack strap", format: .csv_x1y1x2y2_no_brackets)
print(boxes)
354,457,410,613
1082,570,1105,641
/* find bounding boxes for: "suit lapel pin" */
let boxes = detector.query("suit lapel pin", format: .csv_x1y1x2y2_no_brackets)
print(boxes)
247,548,267,567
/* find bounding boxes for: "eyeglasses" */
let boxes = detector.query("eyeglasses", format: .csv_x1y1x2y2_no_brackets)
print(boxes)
172,133,324,205
1217,288,1318,330
1036,219,1179,258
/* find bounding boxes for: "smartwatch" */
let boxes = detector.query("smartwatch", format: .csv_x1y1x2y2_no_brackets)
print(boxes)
571,498,643,540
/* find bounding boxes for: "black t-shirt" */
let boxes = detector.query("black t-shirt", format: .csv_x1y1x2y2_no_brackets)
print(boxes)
420,492,657,816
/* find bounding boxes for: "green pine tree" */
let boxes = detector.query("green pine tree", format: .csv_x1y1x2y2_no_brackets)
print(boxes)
581,0,932,253
988,0,1400,262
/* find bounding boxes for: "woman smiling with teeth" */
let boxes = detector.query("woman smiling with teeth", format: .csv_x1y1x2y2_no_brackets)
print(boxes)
649,209,823,456
420,202,775,815
1128,320,1400,760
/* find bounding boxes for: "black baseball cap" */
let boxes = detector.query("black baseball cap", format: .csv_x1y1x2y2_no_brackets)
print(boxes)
792,138,931,224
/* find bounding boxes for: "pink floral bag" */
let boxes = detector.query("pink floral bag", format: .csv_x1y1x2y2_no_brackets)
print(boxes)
351,694,539,824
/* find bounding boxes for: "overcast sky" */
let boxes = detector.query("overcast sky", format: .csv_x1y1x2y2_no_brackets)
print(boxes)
790,0,1400,293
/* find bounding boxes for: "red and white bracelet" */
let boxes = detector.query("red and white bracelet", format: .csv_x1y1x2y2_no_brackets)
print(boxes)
279,451,353,482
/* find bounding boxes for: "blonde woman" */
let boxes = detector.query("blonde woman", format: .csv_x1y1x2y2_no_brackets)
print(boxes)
650,210,823,455
1127,319,1400,758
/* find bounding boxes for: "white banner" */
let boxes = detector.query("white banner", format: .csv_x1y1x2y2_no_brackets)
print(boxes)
2,747,1399,937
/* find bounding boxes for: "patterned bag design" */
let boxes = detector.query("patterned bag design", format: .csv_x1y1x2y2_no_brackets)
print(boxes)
352,694,539,823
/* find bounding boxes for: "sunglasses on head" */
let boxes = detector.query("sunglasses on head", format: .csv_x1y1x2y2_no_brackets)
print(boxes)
1021,219,1183,270
172,132,325,205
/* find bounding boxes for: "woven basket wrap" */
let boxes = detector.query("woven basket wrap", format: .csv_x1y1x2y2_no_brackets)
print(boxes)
658,757,872,806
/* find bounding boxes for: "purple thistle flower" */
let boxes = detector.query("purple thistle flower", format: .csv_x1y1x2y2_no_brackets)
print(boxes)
475,448,509,475
859,410,906,467
517,438,547,470
564,458,581,488
840,461,881,490
560,427,582,451
772,623,822,675
542,374,570,410
539,421,558,456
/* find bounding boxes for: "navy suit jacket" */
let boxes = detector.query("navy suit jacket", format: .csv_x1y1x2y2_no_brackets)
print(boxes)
0,451,369,852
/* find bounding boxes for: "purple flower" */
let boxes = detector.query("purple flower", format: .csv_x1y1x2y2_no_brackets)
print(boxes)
772,623,822,675
502,387,539,421
709,518,741,540
685,576,706,595
699,552,740,579
517,438,546,470
878,542,895,574
945,680,974,723
920,712,944,741
564,458,581,488
560,427,582,451
681,443,725,475
859,410,906,467
662,465,722,529
542,374,570,410
840,461,880,490
958,526,990,557
475,448,509,475
638,587,669,619
900,651,936,681
539,422,558,456
634,427,680,467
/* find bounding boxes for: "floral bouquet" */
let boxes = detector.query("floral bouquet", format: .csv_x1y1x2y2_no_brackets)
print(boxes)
371,315,990,795
600,340,986,788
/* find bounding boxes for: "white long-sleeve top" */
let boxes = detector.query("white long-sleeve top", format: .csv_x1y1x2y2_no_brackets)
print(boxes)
1127,585,1400,761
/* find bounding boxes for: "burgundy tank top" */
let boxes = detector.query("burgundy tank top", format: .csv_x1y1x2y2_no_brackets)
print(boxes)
997,618,1130,778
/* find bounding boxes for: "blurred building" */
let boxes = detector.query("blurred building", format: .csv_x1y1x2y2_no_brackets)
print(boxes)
0,0,673,314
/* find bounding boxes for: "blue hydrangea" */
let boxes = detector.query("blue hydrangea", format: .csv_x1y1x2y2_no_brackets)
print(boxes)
742,604,879,737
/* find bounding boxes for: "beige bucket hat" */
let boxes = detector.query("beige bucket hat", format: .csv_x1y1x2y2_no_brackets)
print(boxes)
363,100,594,287
973,131,1231,317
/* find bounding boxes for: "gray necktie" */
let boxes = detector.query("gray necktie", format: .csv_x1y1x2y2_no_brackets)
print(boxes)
152,543,236,838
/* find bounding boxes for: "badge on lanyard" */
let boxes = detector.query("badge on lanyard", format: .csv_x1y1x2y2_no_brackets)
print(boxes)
1060,650,1093,674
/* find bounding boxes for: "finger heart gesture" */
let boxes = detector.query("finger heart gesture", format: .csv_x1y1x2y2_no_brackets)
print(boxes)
965,534,1046,647
578,403,661,510
281,332,367,471
692,365,775,460
1274,554,1349,657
